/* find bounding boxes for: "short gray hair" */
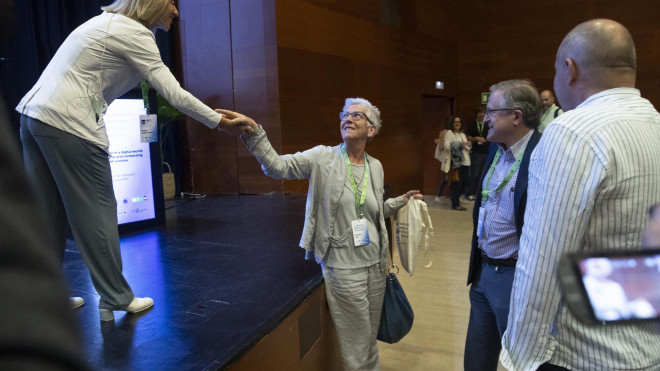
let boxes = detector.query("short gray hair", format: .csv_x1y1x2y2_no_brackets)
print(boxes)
489,79,541,129
342,97,382,136
102,0,170,28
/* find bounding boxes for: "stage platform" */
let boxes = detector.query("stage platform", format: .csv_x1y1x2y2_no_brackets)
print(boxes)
63,194,329,370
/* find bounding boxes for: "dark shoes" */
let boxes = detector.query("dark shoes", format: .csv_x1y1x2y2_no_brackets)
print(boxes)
453,206,467,211
464,196,475,201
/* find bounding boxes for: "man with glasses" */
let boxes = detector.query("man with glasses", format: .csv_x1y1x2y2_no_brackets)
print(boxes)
464,79,542,371
501,19,660,370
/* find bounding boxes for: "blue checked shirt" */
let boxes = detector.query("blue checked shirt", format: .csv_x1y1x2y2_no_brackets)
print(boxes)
479,130,533,260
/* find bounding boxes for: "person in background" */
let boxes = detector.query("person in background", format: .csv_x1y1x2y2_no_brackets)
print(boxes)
465,104,489,199
642,204,660,248
440,115,471,211
16,0,252,322
501,19,660,370
220,98,422,370
538,90,563,132
464,79,541,371
434,120,449,202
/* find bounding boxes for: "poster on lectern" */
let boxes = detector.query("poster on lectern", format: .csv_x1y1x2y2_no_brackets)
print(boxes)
104,89,164,231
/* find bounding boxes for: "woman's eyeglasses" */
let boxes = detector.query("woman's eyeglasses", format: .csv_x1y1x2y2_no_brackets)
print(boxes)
339,111,375,126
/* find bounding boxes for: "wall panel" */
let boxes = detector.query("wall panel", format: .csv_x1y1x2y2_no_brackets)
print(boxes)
275,0,459,196
175,1,660,196
176,0,238,194
177,0,283,194
457,0,660,117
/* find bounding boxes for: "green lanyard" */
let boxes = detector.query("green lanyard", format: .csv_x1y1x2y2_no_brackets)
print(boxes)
341,144,370,217
482,145,527,202
477,121,484,136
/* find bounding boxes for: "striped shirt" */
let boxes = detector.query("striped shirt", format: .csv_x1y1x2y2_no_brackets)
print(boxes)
500,88,660,371
479,130,534,260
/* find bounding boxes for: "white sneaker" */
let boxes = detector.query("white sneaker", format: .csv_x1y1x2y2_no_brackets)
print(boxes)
70,297,85,309
126,297,154,313
434,196,441,203
99,297,154,321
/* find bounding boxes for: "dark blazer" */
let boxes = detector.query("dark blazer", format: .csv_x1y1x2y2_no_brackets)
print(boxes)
466,130,542,285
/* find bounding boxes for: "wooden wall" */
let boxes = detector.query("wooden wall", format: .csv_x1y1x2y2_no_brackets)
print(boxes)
456,0,660,118
226,283,342,370
176,0,660,195
176,0,282,195
175,0,236,194
177,0,460,196
274,0,460,196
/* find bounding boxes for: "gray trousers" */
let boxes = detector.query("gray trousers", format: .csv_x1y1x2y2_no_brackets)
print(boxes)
20,115,134,309
322,262,385,371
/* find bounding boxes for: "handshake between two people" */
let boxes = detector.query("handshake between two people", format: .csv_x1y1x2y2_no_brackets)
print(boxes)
215,108,259,136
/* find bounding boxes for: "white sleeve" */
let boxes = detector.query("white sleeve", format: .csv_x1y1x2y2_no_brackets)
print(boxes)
117,31,222,129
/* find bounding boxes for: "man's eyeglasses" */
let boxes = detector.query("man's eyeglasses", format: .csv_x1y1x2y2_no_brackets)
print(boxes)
485,108,514,117
340,111,375,126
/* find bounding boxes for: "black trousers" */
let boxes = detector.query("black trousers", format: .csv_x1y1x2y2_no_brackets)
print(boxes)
450,165,470,208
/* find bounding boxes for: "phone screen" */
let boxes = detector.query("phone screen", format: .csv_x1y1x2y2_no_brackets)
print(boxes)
577,252,660,322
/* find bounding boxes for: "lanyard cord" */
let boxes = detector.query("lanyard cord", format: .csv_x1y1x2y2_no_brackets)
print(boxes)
341,144,369,216
482,145,527,202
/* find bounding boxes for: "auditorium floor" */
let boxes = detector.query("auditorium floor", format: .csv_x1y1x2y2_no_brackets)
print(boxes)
379,196,506,371
62,194,504,371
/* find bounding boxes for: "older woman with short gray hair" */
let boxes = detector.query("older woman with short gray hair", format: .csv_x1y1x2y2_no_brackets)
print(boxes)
220,98,422,370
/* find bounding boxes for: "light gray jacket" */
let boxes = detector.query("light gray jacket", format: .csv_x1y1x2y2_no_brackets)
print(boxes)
242,126,405,265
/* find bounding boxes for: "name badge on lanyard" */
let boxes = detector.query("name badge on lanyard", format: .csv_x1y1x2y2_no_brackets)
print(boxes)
477,206,486,239
352,218,370,246
342,144,371,247
140,114,158,143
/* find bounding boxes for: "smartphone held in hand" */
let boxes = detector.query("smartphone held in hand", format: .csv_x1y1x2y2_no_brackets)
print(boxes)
559,249,660,325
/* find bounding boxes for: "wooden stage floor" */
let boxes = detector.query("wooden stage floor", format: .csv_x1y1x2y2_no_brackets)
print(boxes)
64,194,322,370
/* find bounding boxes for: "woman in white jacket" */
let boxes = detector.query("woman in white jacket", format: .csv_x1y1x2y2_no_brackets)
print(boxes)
17,0,251,321
440,115,471,210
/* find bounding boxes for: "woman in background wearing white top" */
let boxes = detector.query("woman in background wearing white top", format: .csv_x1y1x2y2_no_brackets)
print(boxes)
16,0,252,321
441,115,471,210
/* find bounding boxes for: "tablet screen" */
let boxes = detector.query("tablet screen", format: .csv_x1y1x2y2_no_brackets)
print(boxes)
578,253,660,321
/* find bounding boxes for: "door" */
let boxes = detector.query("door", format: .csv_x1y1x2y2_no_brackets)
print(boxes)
421,95,452,196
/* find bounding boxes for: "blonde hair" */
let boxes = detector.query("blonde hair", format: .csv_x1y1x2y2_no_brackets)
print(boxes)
102,0,170,27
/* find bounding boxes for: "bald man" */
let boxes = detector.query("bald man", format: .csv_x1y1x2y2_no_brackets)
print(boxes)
538,90,563,132
501,19,660,371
